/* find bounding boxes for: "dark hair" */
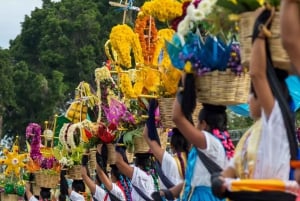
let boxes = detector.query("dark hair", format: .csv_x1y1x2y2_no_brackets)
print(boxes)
198,104,235,159
59,194,66,201
170,128,189,178
134,153,152,170
110,164,121,179
40,188,51,200
72,180,85,193
198,104,227,132
170,128,189,153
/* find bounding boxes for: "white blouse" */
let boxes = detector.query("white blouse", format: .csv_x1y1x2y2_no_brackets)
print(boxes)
131,166,155,201
160,151,184,188
255,100,290,180
191,131,227,187
93,184,126,201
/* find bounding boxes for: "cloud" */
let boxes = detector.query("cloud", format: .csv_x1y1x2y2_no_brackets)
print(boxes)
0,0,42,49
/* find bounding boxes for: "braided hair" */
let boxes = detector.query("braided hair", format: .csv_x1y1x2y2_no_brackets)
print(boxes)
198,104,235,159
170,128,189,178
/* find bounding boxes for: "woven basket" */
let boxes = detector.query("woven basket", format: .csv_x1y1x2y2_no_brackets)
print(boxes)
196,70,250,105
107,143,116,165
158,98,202,128
0,194,20,201
34,171,59,189
134,135,150,153
239,11,290,71
126,151,134,164
88,148,97,173
31,182,40,196
67,165,82,180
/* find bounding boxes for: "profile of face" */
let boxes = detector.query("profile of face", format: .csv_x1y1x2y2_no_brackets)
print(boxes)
248,93,261,119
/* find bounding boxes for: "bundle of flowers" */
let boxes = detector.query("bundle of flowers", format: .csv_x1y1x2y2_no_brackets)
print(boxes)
140,0,184,22
109,24,144,68
26,123,60,172
167,32,243,75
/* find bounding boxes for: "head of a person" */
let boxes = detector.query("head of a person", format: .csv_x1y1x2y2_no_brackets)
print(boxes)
72,180,85,194
40,188,51,201
134,153,152,171
110,164,121,182
170,128,190,154
198,103,227,132
248,83,261,120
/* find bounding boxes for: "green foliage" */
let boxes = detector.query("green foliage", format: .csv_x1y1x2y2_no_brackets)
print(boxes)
227,110,253,130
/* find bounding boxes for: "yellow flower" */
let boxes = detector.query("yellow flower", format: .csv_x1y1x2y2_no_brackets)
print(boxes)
257,0,265,6
228,14,240,21
229,0,238,4
141,0,183,22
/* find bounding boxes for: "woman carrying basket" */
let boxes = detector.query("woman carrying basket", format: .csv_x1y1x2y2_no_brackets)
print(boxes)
212,7,299,201
81,145,131,201
143,99,190,189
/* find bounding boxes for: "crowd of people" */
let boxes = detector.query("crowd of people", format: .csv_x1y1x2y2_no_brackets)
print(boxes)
23,1,300,201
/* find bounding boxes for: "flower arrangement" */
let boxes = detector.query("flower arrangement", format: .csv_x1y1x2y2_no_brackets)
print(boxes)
140,0,183,22
134,15,158,65
26,123,60,172
109,24,144,68
177,0,217,40
216,0,279,14
167,32,243,75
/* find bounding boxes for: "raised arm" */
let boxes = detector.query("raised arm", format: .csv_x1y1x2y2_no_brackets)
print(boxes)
250,8,275,118
280,0,300,74
95,151,113,191
115,148,134,179
172,97,207,149
81,154,97,195
143,125,164,164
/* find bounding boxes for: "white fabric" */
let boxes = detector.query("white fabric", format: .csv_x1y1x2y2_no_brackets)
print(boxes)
191,131,228,187
161,151,183,187
69,190,85,201
29,196,38,201
254,100,290,180
93,184,126,201
131,166,155,201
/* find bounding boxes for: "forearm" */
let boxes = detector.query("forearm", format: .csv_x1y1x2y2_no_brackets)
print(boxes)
281,0,300,43
169,182,184,198
81,166,96,194
280,0,300,73
96,165,112,191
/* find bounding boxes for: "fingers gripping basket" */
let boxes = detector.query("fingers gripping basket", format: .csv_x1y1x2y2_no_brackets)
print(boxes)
239,11,290,71
158,98,202,128
195,70,250,105
34,171,60,189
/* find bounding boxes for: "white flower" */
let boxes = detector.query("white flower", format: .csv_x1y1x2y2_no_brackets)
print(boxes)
177,16,191,37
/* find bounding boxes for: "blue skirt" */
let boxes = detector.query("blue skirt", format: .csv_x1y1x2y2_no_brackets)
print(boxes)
180,186,225,201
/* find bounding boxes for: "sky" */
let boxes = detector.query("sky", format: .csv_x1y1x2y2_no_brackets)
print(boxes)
0,0,42,49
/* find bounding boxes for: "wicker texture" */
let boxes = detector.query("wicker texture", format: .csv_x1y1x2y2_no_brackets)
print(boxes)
196,70,250,105
239,11,290,71
35,171,59,188
134,135,150,153
157,128,168,150
88,149,97,174
67,165,82,180
107,143,116,165
126,151,134,163
159,98,202,128
0,194,19,201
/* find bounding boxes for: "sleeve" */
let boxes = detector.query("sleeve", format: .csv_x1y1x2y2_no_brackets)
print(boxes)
131,166,155,196
161,151,183,185
29,196,39,201
69,190,85,201
93,185,107,201
198,131,227,168
109,183,126,201
259,100,290,179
